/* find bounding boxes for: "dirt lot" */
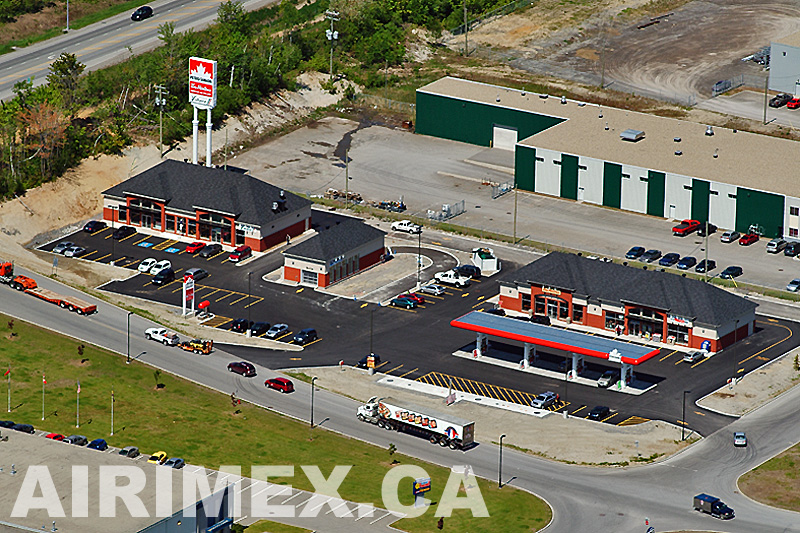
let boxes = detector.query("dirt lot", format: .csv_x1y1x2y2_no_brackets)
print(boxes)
457,0,800,103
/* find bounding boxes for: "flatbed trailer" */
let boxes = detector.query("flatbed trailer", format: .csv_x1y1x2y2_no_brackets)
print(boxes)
26,288,97,315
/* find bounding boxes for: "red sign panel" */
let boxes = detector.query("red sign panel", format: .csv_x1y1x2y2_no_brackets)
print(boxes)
188,57,217,109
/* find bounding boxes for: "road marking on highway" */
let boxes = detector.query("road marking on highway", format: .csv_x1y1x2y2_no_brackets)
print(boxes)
385,364,403,374
244,298,263,309
229,295,248,306
736,368,744,374
360,302,368,308
289,357,302,361
675,419,688,426
659,350,677,362
397,368,418,379
477,295,485,300
461,293,469,298
296,288,304,293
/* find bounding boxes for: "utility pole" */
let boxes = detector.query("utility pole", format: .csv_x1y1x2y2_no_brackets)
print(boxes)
763,76,769,125
463,0,468,56
344,148,349,208
513,187,518,243
325,10,339,81
154,84,168,158
704,221,709,283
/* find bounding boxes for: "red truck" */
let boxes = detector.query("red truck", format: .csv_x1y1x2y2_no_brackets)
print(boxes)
1,261,96,315
672,219,701,236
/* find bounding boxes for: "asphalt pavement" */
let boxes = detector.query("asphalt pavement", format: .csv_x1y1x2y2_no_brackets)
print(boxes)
3,266,800,531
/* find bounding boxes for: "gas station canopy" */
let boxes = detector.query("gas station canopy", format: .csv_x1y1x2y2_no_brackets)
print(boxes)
451,311,660,365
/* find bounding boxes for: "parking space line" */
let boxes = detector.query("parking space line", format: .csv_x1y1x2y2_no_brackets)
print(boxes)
81,250,99,259
374,361,389,370
425,294,444,300
275,332,293,341
448,286,463,292
229,295,248,306
385,364,403,374
390,305,417,313
216,292,234,302
244,297,263,309
397,368,418,379
208,252,225,261
477,295,485,300
571,405,587,415
132,236,150,245
200,288,222,298
360,302,369,308
690,357,710,368
93,227,111,235
674,358,685,366
659,350,677,362
303,338,323,347
158,280,181,290
472,302,484,309
171,286,184,293
600,412,618,423
93,253,111,262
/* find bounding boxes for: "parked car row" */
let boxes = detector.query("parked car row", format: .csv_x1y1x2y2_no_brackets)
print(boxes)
625,246,725,275
227,318,317,345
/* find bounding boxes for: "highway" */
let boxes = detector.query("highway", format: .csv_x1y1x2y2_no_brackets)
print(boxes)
0,0,274,101
2,267,800,532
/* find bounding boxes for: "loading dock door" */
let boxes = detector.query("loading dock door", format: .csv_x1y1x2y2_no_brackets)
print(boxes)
492,125,518,151
301,270,317,286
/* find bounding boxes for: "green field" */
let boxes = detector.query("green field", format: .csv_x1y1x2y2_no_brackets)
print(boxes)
0,314,551,532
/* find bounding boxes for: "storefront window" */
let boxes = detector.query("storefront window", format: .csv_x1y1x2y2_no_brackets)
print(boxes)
573,304,584,323
188,220,197,238
165,215,175,232
605,311,624,330
559,301,569,319
118,206,127,223
667,323,690,344
521,293,531,311
534,295,546,315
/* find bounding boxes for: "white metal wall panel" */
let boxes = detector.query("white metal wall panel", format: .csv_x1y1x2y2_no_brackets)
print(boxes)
784,195,800,239
579,157,604,205
534,148,561,197
664,173,693,220
708,181,737,231
620,164,648,214
492,125,518,151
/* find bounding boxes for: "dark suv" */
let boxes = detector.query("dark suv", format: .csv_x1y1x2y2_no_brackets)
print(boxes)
112,226,136,240
230,319,252,333
151,268,175,286
785,242,800,257
293,328,318,345
455,264,481,279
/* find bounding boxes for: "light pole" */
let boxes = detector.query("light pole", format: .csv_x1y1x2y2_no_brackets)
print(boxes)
310,376,318,428
247,272,252,326
681,390,692,441
732,319,739,384
498,434,506,488
325,11,339,81
126,311,133,364
417,230,421,288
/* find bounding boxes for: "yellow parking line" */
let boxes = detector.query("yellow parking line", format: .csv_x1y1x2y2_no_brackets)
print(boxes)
461,293,469,298
157,280,181,290
93,253,111,262
360,302,368,308
93,227,111,235
571,405,587,414
477,295,485,300
275,332,293,341
296,288,304,293
215,318,233,329
659,350,677,362
171,286,184,293
207,252,225,261
215,293,234,302
220,258,230,264
431,241,442,245
302,338,323,347
229,295,248,306
200,288,221,298
472,302,484,309
81,250,98,259
385,364,404,374
132,236,150,245
390,305,417,313
676,419,688,426
375,360,389,370
600,413,618,423
690,357,710,368
425,294,444,300
448,286,463,292
244,297,263,309
397,367,418,379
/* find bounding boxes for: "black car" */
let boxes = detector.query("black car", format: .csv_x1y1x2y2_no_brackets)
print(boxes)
151,268,175,286
696,223,717,237
227,361,256,377
230,319,252,333
64,435,88,446
455,264,481,279
721,266,743,279
249,322,270,336
357,354,381,369
530,315,551,326
658,252,680,267
293,328,318,345
0,420,15,428
640,249,661,263
769,93,793,108
676,256,697,270
11,423,34,433
625,246,645,260
484,308,506,316
198,243,223,258
83,220,107,233
112,225,136,240
588,406,610,421
785,242,800,257
695,259,716,273
131,5,153,20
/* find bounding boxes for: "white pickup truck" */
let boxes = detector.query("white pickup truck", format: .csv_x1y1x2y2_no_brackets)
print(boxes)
144,328,180,346
390,220,422,234
434,269,471,288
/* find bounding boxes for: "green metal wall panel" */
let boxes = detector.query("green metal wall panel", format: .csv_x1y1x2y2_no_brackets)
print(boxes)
560,155,579,200
691,179,710,222
515,145,535,192
603,162,622,208
646,171,665,217
735,187,785,238
415,92,565,146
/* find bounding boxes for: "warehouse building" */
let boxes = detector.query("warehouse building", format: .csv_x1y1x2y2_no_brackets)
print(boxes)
769,31,800,95
497,252,757,353
417,77,800,239
102,160,312,252
283,217,386,287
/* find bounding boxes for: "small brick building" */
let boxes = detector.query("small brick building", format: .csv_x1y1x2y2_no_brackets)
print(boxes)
498,252,757,353
102,160,311,252
283,218,385,288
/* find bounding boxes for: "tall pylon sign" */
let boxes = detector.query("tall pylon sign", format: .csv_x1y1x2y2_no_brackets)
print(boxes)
188,57,218,167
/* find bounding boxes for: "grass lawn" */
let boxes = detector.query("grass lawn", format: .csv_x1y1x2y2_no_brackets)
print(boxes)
0,314,551,532
740,443,800,511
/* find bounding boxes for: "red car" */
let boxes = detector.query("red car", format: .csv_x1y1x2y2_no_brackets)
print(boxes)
672,219,700,236
229,245,252,262
788,98,800,109
739,233,760,246
186,242,206,253
398,293,425,304
46,433,65,441
265,377,294,393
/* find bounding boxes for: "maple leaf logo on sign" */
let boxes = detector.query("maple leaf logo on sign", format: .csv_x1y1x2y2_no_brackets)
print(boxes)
188,56,217,109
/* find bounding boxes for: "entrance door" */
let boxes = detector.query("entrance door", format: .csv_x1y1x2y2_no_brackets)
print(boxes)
547,300,559,318
577,187,585,201
211,228,222,243
141,214,152,228
669,204,676,218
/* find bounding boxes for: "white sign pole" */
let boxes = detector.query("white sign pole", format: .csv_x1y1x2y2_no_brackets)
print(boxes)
206,108,213,167
192,106,199,164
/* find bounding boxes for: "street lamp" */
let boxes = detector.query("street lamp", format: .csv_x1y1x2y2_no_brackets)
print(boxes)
498,434,506,488
247,272,252,326
417,230,421,288
126,311,133,364
310,376,318,428
732,319,739,384
681,390,692,441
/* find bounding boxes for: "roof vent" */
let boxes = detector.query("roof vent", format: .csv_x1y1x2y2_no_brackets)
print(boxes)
675,150,683,156
605,122,609,131
733,129,738,133
280,190,286,199
713,148,719,158
561,95,567,104
620,129,644,142
539,94,548,99
705,125,714,136
598,112,603,118
577,102,586,107
521,89,526,96
496,94,501,102
673,137,681,142
642,266,647,270
272,201,279,212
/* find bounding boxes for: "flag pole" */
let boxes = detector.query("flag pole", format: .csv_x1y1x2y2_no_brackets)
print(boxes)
76,381,80,428
110,389,114,436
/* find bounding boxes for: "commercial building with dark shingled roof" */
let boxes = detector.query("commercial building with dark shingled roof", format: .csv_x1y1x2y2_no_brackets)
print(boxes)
283,217,386,288
497,252,757,352
102,160,312,252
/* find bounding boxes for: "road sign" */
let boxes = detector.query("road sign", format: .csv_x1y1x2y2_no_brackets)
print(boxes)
188,57,217,109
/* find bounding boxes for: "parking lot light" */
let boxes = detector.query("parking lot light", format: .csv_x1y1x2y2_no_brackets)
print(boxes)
681,389,692,441
248,272,252,328
499,433,506,488
310,376,318,428
126,311,133,364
